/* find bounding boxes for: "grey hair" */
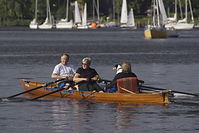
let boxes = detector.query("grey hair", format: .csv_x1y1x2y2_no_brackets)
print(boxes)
82,57,91,65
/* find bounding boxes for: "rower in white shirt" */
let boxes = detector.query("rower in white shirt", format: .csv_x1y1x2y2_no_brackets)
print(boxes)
51,53,75,80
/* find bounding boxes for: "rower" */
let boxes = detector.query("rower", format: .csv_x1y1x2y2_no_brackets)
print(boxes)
51,53,76,88
105,61,138,93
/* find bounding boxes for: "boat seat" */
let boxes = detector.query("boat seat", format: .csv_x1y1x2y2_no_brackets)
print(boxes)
117,77,139,93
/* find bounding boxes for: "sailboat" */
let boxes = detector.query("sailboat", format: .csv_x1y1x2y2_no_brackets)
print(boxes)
165,0,178,30
165,0,194,30
56,0,73,29
74,1,81,28
29,0,38,29
120,0,136,28
78,3,88,29
127,8,136,28
38,0,53,29
120,0,128,27
144,0,167,39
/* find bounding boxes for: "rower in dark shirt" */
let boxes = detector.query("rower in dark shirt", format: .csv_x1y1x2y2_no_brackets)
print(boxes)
73,57,103,92
106,62,137,92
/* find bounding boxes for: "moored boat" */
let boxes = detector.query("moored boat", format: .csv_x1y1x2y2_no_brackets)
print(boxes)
20,80,170,104
144,0,168,39
144,26,167,39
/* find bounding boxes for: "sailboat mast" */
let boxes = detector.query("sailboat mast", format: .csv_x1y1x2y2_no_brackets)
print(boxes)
93,0,95,21
46,0,48,20
65,0,69,21
35,0,38,20
188,0,194,22
48,0,52,24
178,0,183,19
156,0,160,27
97,0,100,23
112,0,115,21
185,0,187,22
152,0,156,26
175,0,177,20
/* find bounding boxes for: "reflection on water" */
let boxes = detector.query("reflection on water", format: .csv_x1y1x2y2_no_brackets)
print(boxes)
50,100,143,133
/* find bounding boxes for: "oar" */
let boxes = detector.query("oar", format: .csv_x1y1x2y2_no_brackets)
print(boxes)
100,79,144,84
119,87,136,94
31,82,73,101
141,85,198,97
6,79,66,99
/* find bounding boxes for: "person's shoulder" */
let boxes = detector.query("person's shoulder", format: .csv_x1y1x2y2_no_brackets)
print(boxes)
89,67,98,73
129,72,137,77
116,72,124,76
67,64,75,68
114,73,123,78
54,63,62,68
115,72,136,78
76,67,83,72
89,67,97,70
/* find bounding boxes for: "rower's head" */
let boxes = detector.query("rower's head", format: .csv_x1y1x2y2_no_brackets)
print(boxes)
122,61,132,73
82,57,91,69
60,53,69,65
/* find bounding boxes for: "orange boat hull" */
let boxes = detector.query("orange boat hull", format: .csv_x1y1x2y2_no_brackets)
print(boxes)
20,80,170,104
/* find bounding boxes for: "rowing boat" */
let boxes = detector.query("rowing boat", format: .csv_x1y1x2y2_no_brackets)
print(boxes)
20,80,170,104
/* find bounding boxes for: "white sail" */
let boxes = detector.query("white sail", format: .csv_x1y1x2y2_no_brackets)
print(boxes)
127,8,135,27
158,0,168,25
120,0,128,24
74,1,81,24
78,3,88,29
82,3,87,27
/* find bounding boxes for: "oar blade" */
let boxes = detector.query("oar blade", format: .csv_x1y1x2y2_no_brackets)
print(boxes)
173,93,198,98
0,97,29,102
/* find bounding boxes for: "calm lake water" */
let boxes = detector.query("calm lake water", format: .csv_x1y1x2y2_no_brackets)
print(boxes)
0,27,199,133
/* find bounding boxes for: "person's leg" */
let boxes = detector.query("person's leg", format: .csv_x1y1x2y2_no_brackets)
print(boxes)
92,83,103,92
78,83,89,91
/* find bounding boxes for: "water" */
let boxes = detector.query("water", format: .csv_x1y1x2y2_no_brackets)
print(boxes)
0,27,199,133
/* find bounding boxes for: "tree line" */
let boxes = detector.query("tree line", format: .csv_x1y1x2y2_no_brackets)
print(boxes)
0,0,198,26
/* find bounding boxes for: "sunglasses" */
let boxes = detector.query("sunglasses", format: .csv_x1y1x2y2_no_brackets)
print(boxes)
82,63,89,65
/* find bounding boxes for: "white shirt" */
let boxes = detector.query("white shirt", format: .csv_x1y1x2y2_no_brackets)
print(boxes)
52,63,75,76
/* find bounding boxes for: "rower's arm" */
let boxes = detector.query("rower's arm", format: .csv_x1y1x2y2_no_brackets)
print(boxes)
73,73,88,83
51,73,67,79
91,75,100,81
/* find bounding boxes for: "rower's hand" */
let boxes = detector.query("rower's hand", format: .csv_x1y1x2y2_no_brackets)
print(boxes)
138,80,144,84
68,74,75,79
84,78,90,81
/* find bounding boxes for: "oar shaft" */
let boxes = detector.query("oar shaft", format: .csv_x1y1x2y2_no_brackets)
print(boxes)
31,85,71,100
7,79,66,99
8,85,45,99
141,85,165,91
141,85,198,97
172,90,198,97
